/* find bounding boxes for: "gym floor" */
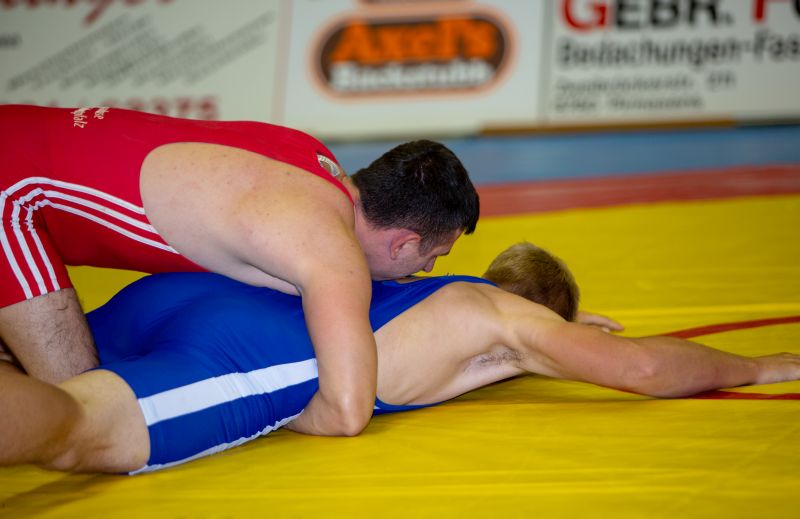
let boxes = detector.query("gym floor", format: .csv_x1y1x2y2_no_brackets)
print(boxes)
2,125,799,518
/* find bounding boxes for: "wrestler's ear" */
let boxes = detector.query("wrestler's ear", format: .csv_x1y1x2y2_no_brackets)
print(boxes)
389,230,422,260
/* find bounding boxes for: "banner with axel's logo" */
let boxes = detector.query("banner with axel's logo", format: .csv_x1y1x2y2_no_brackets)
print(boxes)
282,0,544,140
545,0,800,123
0,0,282,121
316,13,508,95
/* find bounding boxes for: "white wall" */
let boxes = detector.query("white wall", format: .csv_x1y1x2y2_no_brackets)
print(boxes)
1,0,798,139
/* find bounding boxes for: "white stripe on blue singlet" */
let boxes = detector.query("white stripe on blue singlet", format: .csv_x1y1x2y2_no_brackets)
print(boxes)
130,412,302,475
138,358,319,426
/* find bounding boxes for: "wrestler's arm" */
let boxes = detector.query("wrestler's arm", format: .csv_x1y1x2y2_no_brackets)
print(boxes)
234,194,376,436
506,306,800,397
374,283,799,408
287,230,377,436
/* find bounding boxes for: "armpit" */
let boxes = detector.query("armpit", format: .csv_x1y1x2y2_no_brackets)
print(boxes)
466,346,523,371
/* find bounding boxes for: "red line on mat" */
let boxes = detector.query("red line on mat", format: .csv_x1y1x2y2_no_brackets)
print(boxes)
665,315,800,339
691,390,800,400
478,164,800,217
663,315,800,400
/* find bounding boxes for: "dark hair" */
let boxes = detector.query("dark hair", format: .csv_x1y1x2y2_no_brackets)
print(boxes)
483,242,580,321
350,140,479,250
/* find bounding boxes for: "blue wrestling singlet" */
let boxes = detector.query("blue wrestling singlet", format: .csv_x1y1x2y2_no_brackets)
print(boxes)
87,272,493,474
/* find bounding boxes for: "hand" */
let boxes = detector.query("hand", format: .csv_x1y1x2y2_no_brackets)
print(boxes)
754,353,800,385
576,310,624,333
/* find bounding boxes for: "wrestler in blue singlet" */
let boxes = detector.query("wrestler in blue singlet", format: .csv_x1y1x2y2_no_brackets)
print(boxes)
87,272,492,474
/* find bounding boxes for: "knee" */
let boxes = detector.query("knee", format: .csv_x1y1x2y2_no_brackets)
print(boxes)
39,390,148,474
37,400,93,472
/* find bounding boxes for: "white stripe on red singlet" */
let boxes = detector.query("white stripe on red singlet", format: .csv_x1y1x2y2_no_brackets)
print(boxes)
44,201,177,252
0,195,35,299
7,177,147,214
8,201,46,296
25,203,61,293
1,177,178,299
41,190,160,233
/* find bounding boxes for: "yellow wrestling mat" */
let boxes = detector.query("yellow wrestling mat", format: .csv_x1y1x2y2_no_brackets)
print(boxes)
2,194,799,518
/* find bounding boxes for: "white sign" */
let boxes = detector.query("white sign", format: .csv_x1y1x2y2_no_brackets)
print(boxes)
281,0,546,140
0,0,283,121
544,0,800,123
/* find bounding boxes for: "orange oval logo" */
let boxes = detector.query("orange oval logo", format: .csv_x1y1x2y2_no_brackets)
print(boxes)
315,12,511,96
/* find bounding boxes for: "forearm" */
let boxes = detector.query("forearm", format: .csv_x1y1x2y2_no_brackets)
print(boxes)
299,281,377,436
523,319,800,398
283,321,377,437
626,336,761,397
235,202,378,435
296,336,376,436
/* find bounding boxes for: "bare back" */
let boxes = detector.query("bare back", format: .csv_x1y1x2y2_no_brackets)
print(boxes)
374,282,562,406
140,142,355,294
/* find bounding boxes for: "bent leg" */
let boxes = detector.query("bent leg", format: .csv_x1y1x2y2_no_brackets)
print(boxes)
0,289,98,384
0,368,149,473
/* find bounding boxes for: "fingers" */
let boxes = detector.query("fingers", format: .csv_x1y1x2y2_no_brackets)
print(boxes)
575,310,625,332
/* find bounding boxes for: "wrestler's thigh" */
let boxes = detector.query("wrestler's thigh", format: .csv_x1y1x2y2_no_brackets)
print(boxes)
0,289,97,383
59,369,150,473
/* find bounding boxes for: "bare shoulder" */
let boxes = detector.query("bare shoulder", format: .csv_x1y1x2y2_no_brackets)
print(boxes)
408,281,561,346
432,281,558,320
143,142,352,218
431,280,496,300
385,281,506,339
431,280,509,300
140,142,357,289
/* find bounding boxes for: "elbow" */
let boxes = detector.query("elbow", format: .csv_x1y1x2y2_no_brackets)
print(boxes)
620,355,683,398
326,396,373,437
338,418,369,437
332,407,371,437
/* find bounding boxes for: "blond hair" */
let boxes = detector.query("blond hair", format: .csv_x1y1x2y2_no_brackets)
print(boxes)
483,242,580,321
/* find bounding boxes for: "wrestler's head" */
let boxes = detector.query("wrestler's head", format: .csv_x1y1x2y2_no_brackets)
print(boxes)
349,140,478,279
483,242,580,321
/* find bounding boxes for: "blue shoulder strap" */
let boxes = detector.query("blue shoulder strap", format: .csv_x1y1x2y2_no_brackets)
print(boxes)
368,275,494,331
368,275,495,414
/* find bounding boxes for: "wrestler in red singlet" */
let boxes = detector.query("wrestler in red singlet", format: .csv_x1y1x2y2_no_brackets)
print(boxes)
0,105,351,308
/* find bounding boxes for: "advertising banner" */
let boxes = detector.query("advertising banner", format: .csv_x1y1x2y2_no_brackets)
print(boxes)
0,0,283,120
2,1,797,134
280,0,545,140
544,0,800,124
